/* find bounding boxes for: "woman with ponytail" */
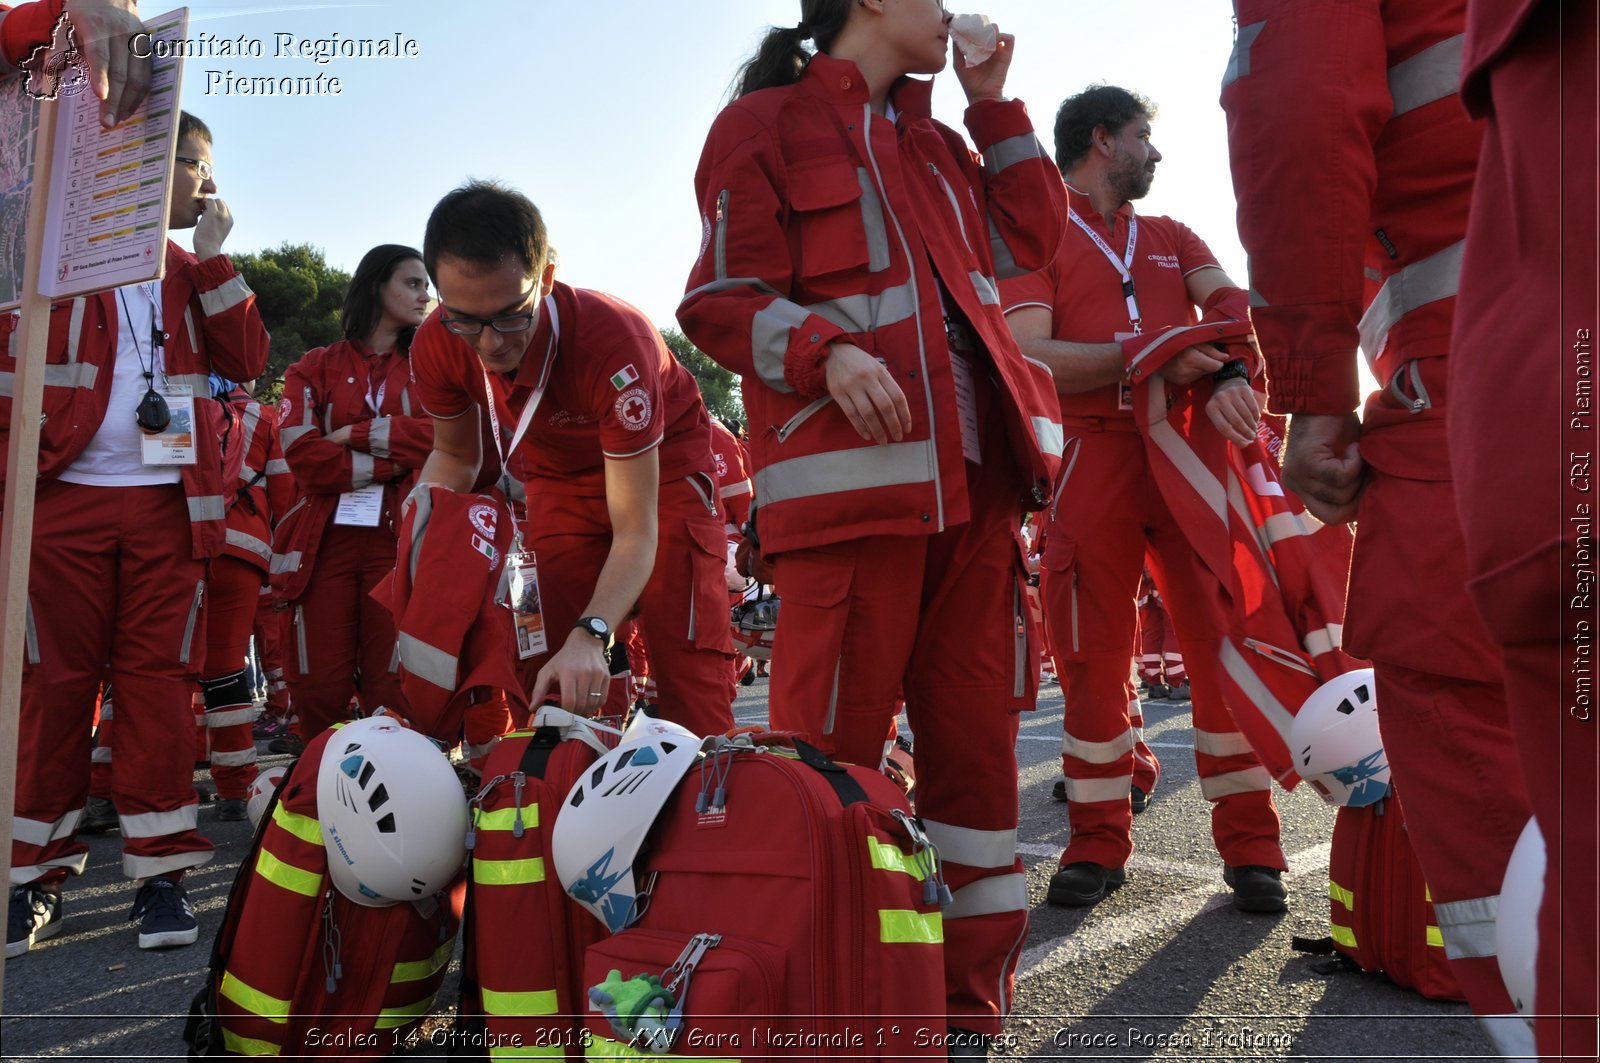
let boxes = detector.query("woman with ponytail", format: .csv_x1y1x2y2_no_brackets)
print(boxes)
678,1,1068,1054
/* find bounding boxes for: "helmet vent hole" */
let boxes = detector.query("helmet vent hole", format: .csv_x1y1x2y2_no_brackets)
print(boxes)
359,762,376,788
616,748,636,770
570,788,585,807
590,764,607,787
368,784,390,811
376,812,397,834
1336,698,1356,715
1354,683,1371,703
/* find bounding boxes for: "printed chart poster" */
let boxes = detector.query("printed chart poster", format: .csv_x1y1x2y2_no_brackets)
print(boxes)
41,7,188,299
0,76,42,311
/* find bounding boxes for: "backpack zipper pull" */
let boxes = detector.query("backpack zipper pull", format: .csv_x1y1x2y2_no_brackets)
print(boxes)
512,772,527,838
322,891,343,993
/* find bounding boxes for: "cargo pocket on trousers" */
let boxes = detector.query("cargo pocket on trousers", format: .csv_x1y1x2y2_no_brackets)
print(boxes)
771,548,856,737
686,516,735,652
1040,536,1080,657
1010,536,1038,706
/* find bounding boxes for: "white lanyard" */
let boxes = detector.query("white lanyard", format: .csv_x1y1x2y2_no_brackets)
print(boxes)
481,294,560,478
1068,206,1141,334
364,370,388,416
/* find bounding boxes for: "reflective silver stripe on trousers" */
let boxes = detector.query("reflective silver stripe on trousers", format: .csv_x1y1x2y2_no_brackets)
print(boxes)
205,706,258,728
369,416,392,459
1433,895,1501,959
1193,729,1256,758
397,631,459,689
757,439,936,507
119,804,200,839
24,599,39,664
1221,19,1267,89
225,529,272,565
210,747,258,767
1032,416,1065,459
178,580,205,665
1358,240,1464,368
351,452,376,489
14,855,90,880
921,820,1018,869
982,133,1045,174
197,274,253,317
944,872,1029,920
125,848,213,880
14,810,79,847
1389,35,1463,116
1061,728,1136,764
91,746,112,764
1199,767,1273,799
188,495,226,522
856,167,891,272
294,604,310,674
1063,776,1134,803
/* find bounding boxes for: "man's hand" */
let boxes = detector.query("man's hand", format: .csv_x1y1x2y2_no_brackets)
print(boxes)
192,197,233,260
824,341,911,445
953,28,1014,103
1156,342,1228,386
1206,378,1262,446
529,631,612,716
1283,412,1364,523
63,0,149,127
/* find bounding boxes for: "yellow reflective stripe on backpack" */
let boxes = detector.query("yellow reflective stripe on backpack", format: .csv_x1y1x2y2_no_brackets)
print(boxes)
879,909,943,944
375,991,436,1030
866,836,925,880
393,938,456,983
219,970,292,1023
492,1044,566,1059
253,848,324,898
585,1039,739,1062
1426,925,1445,948
1328,880,1355,911
473,856,546,886
1330,923,1358,949
481,986,560,1016
222,1028,283,1055
271,803,324,847
474,805,541,833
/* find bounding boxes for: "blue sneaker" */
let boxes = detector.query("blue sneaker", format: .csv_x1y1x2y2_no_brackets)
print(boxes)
129,879,199,949
6,885,64,959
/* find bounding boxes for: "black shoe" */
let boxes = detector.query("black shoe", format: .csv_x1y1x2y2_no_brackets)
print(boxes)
1051,778,1067,802
739,666,756,687
1130,785,1150,814
267,733,303,756
1146,683,1170,700
1047,862,1126,907
1223,865,1288,913
129,879,199,949
6,885,64,959
946,1028,993,1060
1166,681,1191,701
78,795,119,834
215,798,248,822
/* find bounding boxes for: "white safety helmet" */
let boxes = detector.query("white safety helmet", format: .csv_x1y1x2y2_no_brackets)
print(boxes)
1290,669,1390,806
318,717,469,907
552,717,704,932
246,764,290,829
730,588,780,661
1497,816,1546,1018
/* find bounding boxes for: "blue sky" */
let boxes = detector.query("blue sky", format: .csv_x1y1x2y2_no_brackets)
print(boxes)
171,0,1255,330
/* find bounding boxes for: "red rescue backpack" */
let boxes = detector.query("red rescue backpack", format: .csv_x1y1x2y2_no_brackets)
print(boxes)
576,732,946,1059
453,714,619,1059
183,725,466,1058
1308,792,1463,1001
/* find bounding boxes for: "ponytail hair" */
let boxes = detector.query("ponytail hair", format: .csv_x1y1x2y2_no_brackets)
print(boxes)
732,0,854,100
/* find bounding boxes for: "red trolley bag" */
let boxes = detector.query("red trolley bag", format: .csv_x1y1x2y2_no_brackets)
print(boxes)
1324,792,1463,1000
455,710,621,1060
577,732,946,1060
183,724,466,1058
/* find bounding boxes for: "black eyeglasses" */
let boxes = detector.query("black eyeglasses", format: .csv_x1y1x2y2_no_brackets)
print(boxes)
440,290,539,336
175,155,213,182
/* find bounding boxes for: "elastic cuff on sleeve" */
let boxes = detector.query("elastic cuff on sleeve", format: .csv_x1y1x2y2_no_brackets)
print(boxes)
189,254,239,291
964,96,1034,148
349,421,372,452
784,316,844,399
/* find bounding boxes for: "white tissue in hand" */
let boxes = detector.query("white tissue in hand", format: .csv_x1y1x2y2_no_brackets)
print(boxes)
950,13,997,67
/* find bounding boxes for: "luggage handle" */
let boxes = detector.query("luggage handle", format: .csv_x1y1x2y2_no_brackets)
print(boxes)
710,728,873,808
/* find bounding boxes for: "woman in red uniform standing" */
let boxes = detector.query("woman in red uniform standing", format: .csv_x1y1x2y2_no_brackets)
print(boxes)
677,2,1066,1052
271,245,436,748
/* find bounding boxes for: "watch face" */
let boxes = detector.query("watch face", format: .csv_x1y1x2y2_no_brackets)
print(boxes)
580,617,608,638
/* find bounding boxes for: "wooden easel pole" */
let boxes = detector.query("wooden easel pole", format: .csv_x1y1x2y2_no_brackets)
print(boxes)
0,92,60,1008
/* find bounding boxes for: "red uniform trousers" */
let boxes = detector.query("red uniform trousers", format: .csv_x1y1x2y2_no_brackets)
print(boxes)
13,482,213,884
252,584,289,720
284,521,407,738
1347,399,1530,1018
1039,426,1285,872
198,556,261,800
1127,683,1161,797
1450,4,1599,1052
520,476,734,738
769,361,1033,1035
1136,588,1185,686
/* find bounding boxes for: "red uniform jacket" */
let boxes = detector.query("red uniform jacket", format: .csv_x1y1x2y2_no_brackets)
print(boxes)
678,54,1066,555
709,418,752,534
269,339,433,601
220,389,293,574
0,242,269,559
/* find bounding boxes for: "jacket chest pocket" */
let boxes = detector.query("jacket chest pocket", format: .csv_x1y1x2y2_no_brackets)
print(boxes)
788,156,888,279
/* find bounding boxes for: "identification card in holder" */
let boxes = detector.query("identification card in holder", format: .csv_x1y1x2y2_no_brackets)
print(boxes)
140,386,199,466
1115,331,1137,412
508,549,549,660
950,352,983,464
333,483,384,526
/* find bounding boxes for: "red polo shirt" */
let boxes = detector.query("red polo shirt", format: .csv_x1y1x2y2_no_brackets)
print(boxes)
411,281,714,496
1001,184,1220,421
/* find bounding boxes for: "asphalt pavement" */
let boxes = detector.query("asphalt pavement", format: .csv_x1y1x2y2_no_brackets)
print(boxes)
0,680,1497,1061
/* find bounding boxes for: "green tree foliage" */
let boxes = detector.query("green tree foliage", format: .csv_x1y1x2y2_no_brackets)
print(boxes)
233,243,350,393
660,328,744,425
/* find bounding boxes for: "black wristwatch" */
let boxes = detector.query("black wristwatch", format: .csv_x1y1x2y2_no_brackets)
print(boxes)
574,616,613,647
1213,359,1250,385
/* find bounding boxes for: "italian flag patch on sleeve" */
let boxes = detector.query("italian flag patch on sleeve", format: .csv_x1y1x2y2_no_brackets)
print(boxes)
610,365,640,390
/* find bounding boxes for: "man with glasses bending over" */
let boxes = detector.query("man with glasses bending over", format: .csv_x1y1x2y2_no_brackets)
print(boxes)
409,180,734,734
3,110,268,959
